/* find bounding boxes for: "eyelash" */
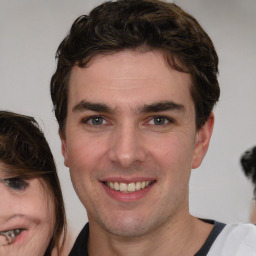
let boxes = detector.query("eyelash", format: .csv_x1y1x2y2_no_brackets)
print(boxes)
82,115,174,127
1,178,29,191
82,115,109,126
147,116,174,126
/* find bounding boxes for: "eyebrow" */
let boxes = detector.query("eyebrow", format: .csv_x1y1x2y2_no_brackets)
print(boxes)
72,100,184,114
72,101,113,113
139,101,185,113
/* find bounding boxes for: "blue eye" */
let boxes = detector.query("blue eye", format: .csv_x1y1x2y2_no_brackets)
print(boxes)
2,178,28,191
149,116,172,126
83,116,107,126
91,116,104,125
153,117,167,125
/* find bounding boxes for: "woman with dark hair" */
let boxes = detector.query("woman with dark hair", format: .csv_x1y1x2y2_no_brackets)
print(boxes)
241,146,256,223
0,111,66,256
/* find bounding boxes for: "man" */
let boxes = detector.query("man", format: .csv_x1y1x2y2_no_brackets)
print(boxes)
50,0,256,255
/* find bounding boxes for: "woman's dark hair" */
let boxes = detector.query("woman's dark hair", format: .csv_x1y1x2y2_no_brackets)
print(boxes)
241,146,256,197
0,111,66,256
50,0,220,134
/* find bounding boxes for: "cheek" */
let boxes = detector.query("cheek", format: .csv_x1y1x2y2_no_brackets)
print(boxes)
150,135,195,186
31,195,56,247
1,196,44,216
151,135,194,166
44,198,56,228
68,135,108,171
27,185,56,228
30,203,55,255
28,196,55,228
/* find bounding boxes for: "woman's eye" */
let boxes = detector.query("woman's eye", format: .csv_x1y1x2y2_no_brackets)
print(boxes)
148,116,172,126
3,178,28,191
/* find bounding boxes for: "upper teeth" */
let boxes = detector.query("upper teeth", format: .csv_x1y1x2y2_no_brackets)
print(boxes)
0,229,22,244
106,181,152,192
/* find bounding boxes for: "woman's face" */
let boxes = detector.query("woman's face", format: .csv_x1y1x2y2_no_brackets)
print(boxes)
0,166,55,256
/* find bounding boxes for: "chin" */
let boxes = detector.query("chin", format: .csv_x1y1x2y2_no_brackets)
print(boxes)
99,215,160,238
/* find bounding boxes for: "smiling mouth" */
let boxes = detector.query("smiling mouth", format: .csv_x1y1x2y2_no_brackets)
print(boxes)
0,229,25,245
103,180,155,193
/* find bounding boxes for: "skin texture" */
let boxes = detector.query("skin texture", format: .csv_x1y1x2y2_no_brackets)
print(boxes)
0,167,55,256
61,50,214,255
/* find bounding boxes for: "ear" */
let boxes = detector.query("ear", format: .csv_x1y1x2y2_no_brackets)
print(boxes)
192,113,214,169
59,131,69,167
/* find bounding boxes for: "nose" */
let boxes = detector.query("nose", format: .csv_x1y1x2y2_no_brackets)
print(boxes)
108,123,147,168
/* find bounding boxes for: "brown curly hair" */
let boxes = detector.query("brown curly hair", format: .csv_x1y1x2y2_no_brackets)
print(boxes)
50,0,220,133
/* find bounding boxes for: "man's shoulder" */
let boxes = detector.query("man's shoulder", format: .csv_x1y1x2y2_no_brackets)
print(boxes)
69,223,89,256
207,223,256,255
68,222,256,256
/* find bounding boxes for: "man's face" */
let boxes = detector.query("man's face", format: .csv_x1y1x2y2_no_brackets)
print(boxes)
61,50,213,237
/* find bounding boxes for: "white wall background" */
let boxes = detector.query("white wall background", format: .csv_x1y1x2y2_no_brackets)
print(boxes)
1,0,256,244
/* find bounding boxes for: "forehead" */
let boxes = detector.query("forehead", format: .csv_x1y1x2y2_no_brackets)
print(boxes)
68,50,193,111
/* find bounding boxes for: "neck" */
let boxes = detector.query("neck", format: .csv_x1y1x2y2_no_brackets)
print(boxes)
88,213,213,256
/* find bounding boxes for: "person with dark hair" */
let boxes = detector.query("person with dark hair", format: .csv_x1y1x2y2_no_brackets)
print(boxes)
0,111,66,256
241,146,256,223
50,0,256,255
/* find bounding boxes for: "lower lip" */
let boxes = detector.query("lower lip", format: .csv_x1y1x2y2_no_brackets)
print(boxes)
101,182,155,202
